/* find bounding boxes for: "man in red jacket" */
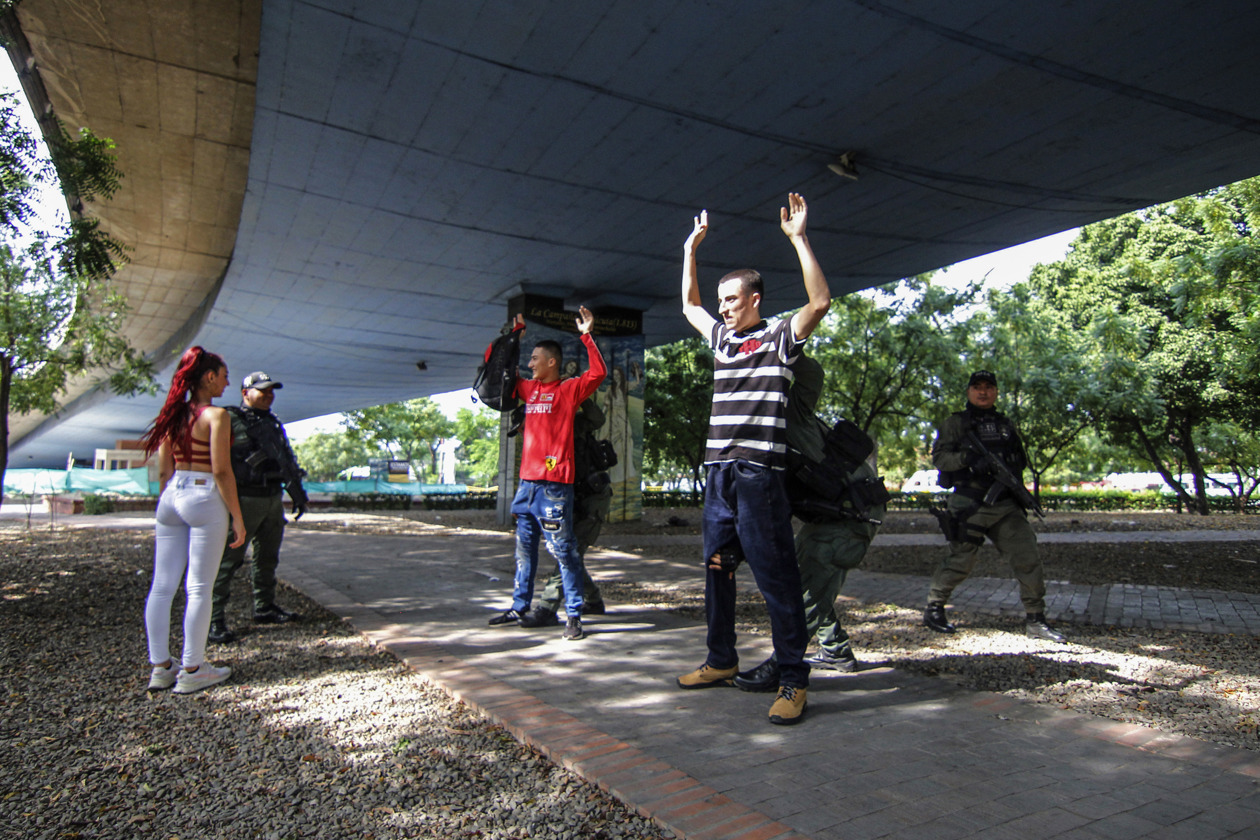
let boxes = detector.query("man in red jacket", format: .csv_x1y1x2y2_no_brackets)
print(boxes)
487,306,606,640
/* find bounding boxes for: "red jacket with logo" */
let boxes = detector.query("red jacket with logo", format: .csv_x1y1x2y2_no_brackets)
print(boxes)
514,333,607,484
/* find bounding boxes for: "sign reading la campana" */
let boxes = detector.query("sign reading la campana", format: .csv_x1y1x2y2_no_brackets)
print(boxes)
511,294,643,337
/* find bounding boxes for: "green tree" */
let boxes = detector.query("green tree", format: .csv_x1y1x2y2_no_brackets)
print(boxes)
643,336,712,497
1,90,153,504
977,282,1101,498
342,398,453,481
451,406,499,486
1198,421,1260,512
1028,185,1260,514
291,430,387,482
808,275,981,480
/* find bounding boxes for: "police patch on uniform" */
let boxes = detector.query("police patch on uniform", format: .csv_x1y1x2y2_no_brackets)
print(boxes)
544,456,557,471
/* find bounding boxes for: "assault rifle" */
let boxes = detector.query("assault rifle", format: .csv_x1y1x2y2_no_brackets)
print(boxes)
966,429,1043,520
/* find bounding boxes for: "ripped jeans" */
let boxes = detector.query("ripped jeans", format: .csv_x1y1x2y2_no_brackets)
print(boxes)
510,480,585,616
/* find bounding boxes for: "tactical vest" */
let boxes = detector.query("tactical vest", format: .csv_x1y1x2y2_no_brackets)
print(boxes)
938,407,1025,500
228,407,296,490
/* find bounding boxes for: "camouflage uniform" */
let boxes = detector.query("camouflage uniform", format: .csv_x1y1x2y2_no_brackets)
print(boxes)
929,405,1045,613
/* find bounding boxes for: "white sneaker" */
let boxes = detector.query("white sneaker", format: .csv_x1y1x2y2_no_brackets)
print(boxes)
172,663,231,694
147,658,181,691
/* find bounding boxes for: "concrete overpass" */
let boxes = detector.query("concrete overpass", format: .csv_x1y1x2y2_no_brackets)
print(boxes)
6,0,1260,466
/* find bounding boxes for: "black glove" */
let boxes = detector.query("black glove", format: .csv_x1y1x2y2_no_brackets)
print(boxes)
288,483,309,520
707,543,744,577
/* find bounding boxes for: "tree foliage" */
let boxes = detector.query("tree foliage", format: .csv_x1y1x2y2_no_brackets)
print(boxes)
341,398,453,481
974,282,1100,497
1,90,153,504
809,275,982,477
642,337,712,496
1028,183,1260,513
451,406,499,486
291,430,388,482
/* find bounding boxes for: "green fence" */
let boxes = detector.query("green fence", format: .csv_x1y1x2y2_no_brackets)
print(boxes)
3,467,152,496
1,470,477,501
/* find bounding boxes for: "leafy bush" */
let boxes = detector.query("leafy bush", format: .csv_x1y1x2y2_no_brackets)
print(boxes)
330,491,497,511
643,490,702,508
416,491,496,510
332,492,412,511
887,489,1259,514
83,494,116,515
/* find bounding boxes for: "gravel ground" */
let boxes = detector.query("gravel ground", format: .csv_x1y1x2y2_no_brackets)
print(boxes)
0,526,672,840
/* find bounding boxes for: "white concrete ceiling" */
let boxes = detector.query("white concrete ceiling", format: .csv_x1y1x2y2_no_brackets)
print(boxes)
9,0,1260,466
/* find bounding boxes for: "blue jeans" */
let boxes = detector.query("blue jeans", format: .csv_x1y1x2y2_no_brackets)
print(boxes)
702,461,810,688
511,480,585,616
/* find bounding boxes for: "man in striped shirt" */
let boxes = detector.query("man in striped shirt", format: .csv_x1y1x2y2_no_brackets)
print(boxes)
675,193,831,725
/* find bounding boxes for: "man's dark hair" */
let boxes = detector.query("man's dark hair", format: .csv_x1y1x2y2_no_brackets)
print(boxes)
535,339,563,363
719,268,763,298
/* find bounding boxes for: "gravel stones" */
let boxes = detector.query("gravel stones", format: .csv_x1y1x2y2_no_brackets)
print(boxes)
0,526,671,840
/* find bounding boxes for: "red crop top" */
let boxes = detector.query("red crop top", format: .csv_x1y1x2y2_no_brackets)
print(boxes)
179,406,213,467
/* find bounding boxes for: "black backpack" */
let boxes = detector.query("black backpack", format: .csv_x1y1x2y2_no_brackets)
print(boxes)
473,326,522,412
787,417,890,523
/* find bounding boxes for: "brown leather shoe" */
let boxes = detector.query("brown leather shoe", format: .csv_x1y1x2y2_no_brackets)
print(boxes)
676,664,737,689
768,686,808,725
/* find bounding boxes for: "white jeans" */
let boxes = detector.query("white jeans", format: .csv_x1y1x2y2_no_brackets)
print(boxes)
145,471,229,669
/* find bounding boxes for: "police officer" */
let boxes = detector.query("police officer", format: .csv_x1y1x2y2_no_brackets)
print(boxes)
208,372,309,643
923,370,1064,642
518,396,611,627
734,355,886,691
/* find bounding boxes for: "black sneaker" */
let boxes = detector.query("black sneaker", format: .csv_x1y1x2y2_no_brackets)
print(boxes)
806,648,859,672
561,616,585,640
518,607,559,628
1025,613,1066,643
582,600,607,616
923,603,956,634
253,604,302,624
488,608,524,626
207,619,236,644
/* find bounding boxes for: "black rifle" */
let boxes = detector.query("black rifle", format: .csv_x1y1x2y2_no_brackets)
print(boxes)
965,429,1044,520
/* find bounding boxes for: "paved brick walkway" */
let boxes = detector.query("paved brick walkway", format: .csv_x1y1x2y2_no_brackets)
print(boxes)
275,525,1260,840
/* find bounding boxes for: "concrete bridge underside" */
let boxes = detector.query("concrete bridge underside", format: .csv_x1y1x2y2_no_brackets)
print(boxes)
6,0,1260,466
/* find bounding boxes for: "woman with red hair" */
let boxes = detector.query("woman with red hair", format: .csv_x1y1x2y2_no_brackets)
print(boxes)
140,346,246,694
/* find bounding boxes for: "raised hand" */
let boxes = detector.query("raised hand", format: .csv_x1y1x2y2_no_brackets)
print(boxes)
780,192,808,238
684,209,708,253
575,305,595,334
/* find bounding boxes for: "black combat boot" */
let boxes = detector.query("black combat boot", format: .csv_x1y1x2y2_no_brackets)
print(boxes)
207,619,236,644
923,602,956,634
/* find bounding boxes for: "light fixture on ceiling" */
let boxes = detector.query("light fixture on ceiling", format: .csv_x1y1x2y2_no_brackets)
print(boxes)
827,152,858,180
